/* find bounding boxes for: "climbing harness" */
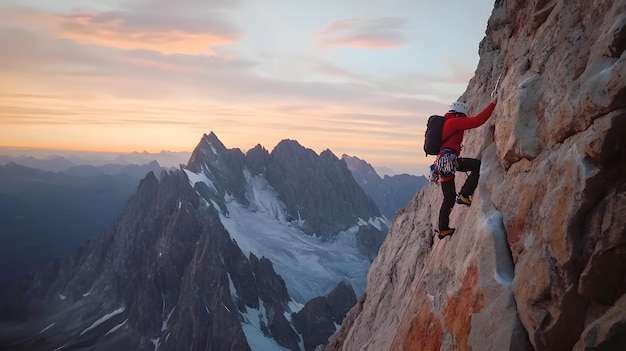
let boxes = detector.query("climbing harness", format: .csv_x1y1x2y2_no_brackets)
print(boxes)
435,150,458,176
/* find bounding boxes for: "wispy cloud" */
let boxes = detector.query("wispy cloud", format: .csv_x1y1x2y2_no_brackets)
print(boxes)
133,0,242,10
316,17,411,49
312,61,365,81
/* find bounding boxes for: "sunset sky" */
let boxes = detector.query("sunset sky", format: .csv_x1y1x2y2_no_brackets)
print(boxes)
0,0,494,175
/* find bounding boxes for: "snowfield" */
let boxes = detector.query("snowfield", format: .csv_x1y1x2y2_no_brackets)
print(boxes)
186,168,385,303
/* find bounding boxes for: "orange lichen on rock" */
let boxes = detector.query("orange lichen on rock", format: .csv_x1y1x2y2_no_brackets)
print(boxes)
442,265,485,351
401,294,444,351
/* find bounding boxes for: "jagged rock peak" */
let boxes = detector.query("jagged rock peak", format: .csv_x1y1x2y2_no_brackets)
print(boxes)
319,149,339,161
271,139,311,158
204,131,227,152
249,253,290,309
185,132,248,207
274,138,302,148
246,144,270,175
186,131,228,171
137,170,158,188
248,143,267,153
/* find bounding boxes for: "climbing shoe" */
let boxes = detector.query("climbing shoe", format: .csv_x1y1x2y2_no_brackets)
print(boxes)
437,228,456,240
456,194,472,206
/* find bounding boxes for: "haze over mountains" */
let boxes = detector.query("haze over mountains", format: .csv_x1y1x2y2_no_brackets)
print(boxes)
0,149,191,172
0,161,164,293
0,147,413,177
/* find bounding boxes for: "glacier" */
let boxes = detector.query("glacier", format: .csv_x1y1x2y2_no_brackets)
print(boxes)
186,168,385,303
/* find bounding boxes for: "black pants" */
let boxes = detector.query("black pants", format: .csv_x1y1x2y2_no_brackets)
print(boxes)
438,157,481,230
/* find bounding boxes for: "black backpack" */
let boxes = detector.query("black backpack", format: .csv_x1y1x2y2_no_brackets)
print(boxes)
423,115,446,155
423,115,460,155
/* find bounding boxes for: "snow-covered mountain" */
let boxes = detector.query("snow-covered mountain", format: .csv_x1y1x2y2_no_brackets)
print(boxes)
0,133,389,351
184,133,387,302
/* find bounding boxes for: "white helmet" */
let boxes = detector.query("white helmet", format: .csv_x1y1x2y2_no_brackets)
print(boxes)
449,101,468,115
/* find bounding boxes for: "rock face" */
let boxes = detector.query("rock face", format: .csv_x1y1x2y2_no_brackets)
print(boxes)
266,141,382,238
342,154,428,220
321,0,626,350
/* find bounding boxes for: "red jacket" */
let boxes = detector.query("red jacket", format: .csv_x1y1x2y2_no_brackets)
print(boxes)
440,102,496,155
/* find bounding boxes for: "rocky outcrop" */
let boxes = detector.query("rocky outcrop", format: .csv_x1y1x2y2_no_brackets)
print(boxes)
246,144,271,176
294,297,337,351
293,280,357,351
325,281,358,325
321,0,626,350
249,254,301,351
342,154,428,220
355,225,387,262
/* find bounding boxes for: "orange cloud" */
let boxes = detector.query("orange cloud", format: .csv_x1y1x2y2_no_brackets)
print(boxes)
316,17,410,49
54,12,242,55
0,7,243,55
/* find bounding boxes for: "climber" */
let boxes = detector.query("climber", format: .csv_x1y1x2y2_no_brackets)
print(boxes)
436,89,498,239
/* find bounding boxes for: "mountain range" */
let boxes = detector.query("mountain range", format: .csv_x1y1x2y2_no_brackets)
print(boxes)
0,150,190,172
0,132,393,351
